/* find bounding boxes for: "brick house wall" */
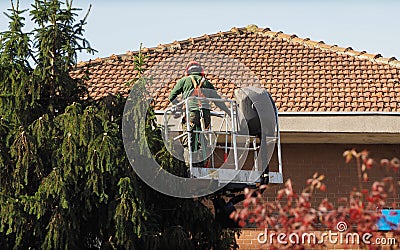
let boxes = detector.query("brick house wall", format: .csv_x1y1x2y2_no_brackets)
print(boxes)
264,143,400,207
231,143,400,249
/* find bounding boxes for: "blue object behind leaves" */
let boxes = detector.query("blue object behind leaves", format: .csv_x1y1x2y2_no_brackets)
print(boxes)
377,209,400,231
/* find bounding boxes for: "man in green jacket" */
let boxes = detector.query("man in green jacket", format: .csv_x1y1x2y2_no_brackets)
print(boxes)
169,61,230,157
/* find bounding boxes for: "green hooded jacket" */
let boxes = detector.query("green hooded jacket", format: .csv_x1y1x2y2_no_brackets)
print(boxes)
168,73,230,113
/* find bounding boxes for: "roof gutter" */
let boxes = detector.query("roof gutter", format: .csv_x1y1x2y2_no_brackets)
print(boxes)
153,110,400,143
154,110,400,116
280,112,400,116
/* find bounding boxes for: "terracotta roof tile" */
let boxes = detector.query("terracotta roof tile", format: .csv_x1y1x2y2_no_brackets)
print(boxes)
70,25,400,112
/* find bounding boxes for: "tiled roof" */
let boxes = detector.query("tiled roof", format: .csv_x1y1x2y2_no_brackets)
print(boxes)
70,25,400,112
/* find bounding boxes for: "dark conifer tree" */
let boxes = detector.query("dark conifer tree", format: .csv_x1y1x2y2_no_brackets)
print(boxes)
0,1,238,249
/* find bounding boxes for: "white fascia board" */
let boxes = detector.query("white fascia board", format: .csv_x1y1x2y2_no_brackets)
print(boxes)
279,114,400,134
155,110,400,134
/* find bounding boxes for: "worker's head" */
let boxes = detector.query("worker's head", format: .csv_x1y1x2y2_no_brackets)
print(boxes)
185,61,204,76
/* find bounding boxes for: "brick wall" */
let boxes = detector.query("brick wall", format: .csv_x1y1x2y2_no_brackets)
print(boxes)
262,143,400,207
233,143,400,249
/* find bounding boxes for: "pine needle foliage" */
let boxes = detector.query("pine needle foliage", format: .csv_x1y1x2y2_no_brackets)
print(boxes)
0,1,237,249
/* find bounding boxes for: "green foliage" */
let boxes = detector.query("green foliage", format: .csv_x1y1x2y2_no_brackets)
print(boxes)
0,1,237,249
114,177,147,248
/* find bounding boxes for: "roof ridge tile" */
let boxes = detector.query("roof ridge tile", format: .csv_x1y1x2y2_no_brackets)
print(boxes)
344,49,362,57
290,37,306,44
375,56,397,64
264,30,279,37
230,27,242,34
358,53,382,60
244,24,260,33
302,39,320,47
276,33,292,40
317,43,333,50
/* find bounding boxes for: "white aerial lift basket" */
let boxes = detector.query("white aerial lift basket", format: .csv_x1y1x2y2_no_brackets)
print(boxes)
162,86,283,191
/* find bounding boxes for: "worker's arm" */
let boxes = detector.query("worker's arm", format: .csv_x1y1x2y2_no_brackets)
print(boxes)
168,78,184,103
204,81,231,114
